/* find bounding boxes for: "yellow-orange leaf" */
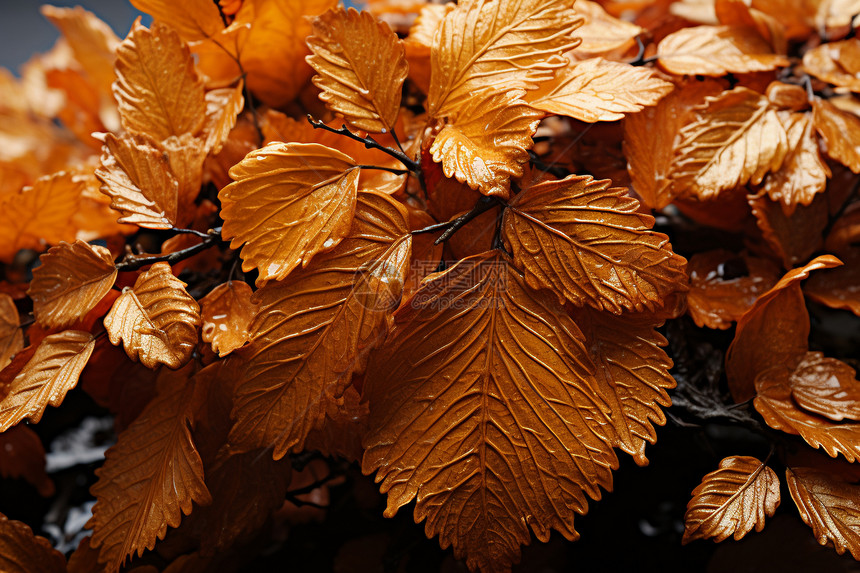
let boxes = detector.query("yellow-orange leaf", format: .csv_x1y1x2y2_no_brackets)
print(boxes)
201,82,244,155
89,364,211,572
572,0,643,59
0,512,66,573
813,98,860,173
0,330,95,432
403,3,453,93
428,0,581,118
789,352,860,422
527,58,673,122
657,25,789,76
228,191,410,459
787,467,860,560
503,174,687,314
113,20,205,142
307,7,408,133
803,39,860,93
683,456,780,543
103,263,201,369
200,281,256,357
429,90,541,198
129,0,225,42
0,294,23,371
363,251,618,573
28,240,118,329
220,142,360,284
671,87,788,200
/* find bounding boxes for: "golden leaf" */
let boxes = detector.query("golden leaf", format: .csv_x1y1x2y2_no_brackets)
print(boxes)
804,39,860,93
0,331,95,432
89,364,211,572
787,467,860,559
201,82,244,155
761,112,831,215
682,456,780,543
160,133,206,218
307,7,408,133
103,263,201,369
219,142,360,284
0,512,66,573
789,352,860,422
429,89,541,198
570,306,674,465
228,191,411,459
200,281,256,357
657,25,789,76
428,0,581,118
671,87,788,200
0,172,83,263
502,174,687,314
813,98,860,173
572,0,643,59
129,0,225,42
363,251,618,573
0,294,23,371
28,240,118,329
113,20,206,142
403,3,453,93
0,425,54,497
95,132,181,230
748,191,828,268
527,57,673,122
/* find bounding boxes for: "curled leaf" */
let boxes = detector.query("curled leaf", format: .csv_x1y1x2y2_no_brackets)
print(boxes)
657,25,789,76
789,352,860,422
803,39,860,93
200,281,256,357
129,0,225,42
813,98,860,173
0,294,23,371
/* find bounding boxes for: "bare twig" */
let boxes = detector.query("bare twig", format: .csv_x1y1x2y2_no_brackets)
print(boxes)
115,227,223,272
306,115,419,172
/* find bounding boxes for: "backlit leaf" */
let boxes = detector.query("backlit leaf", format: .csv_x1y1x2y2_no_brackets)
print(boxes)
0,512,66,573
103,262,201,369
228,191,410,459
657,25,789,76
683,456,780,543
89,364,211,572
0,330,95,432
502,174,687,314
572,0,643,59
129,0,225,42
813,98,860,173
0,294,23,371
200,281,256,357
671,87,788,200
307,7,408,133
789,352,860,422
28,240,118,329
363,251,618,573
219,142,360,284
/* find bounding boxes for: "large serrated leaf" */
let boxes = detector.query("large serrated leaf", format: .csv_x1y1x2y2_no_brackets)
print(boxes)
787,466,860,559
0,513,66,573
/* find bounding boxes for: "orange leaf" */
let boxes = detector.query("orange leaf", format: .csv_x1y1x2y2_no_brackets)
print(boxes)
0,330,95,432
803,38,860,92
28,240,118,329
89,364,211,572
363,251,618,573
228,191,410,459
113,20,206,141
683,456,780,544
129,0,225,42
307,7,408,133
813,98,860,173
0,294,23,371
572,0,643,59
804,210,860,316
748,191,828,268
219,142,360,284
657,25,789,76
503,174,687,314
789,352,860,422
403,3,454,93
103,262,201,369
304,385,369,462
0,512,66,573
200,281,256,357
201,82,244,155
0,425,54,497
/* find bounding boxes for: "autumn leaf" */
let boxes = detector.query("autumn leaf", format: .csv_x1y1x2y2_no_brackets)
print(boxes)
789,352,860,422
787,466,860,560
502,174,687,314
657,25,789,76
403,3,453,93
572,0,643,59
813,98,860,173
129,0,225,42
228,191,411,459
803,39,860,93
0,294,23,371
0,512,66,573
748,191,829,268
28,240,118,329
363,251,618,573
304,385,369,463
220,142,360,284
103,262,201,369
428,0,581,118
201,82,244,155
200,281,256,357
0,425,54,497
683,456,780,543
89,364,211,572
0,330,95,432
307,7,408,133
804,207,860,316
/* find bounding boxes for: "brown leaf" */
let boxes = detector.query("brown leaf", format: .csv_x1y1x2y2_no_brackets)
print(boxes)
219,142,360,284
786,466,860,560
0,512,66,573
683,456,780,543
113,20,205,141
813,98,860,173
804,210,860,316
201,82,244,155
305,385,369,463
363,251,618,573
526,57,673,122
307,7,408,133
200,281,256,357
766,81,810,112
671,87,788,201
129,0,225,42
0,294,23,371
428,0,580,118
0,330,95,432
687,249,781,329
572,0,643,59
804,39,860,92
103,263,201,369
788,352,860,422
228,191,410,459
748,191,828,268
28,240,118,329
0,425,54,497
503,174,687,314
657,25,789,76
89,364,211,572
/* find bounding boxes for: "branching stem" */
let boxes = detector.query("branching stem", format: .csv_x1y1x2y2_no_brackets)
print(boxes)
115,227,223,272
411,195,501,245
306,115,419,173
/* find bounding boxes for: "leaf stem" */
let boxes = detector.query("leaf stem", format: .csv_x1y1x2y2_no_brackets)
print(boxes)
411,195,501,246
306,115,419,173
115,227,223,272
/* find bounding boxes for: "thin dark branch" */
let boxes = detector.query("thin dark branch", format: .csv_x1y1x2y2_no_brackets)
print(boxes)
306,115,419,172
115,228,223,272
172,227,211,239
357,165,410,176
212,0,229,26
626,36,648,66
433,195,500,245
